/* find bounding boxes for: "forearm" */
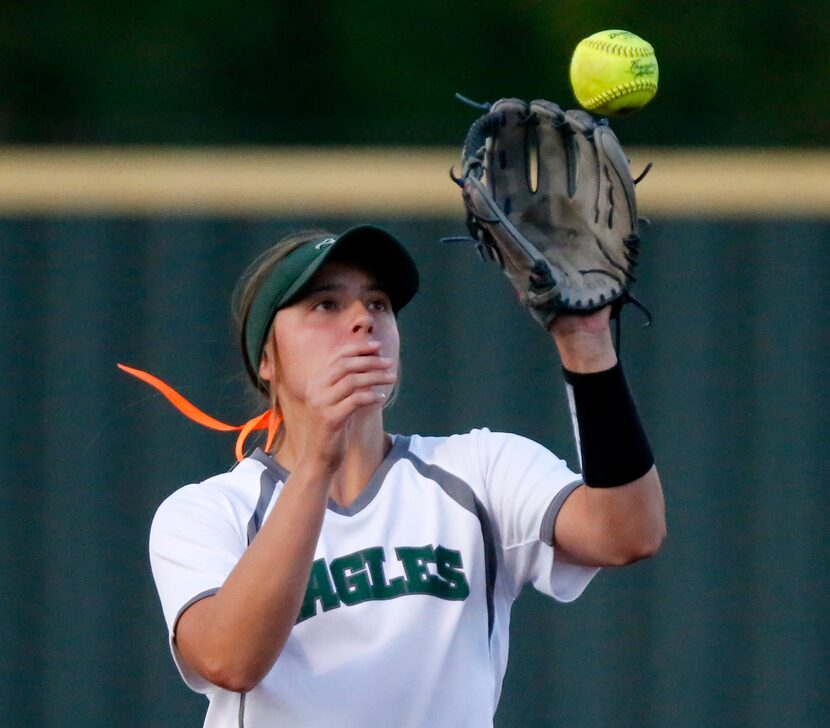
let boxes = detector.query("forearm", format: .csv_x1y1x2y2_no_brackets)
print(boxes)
177,339,396,690
176,463,331,691
549,309,666,566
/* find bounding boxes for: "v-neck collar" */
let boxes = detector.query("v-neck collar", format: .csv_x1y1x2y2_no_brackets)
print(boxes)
250,435,411,517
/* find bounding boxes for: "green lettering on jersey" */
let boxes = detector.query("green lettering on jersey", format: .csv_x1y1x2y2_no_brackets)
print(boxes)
362,546,406,600
396,545,441,596
330,551,374,606
296,545,470,624
296,557,340,624
435,545,470,600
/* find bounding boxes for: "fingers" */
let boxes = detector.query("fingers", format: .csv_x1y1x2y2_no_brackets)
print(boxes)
530,100,569,198
304,341,398,432
562,110,601,207
321,343,395,396
594,124,638,232
486,98,531,208
325,341,391,379
326,367,397,406
324,386,390,429
308,380,391,436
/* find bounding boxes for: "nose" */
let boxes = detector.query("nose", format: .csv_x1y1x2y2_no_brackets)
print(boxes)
350,301,374,335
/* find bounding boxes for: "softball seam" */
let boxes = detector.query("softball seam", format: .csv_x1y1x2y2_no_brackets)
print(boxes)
582,39,654,58
581,80,658,111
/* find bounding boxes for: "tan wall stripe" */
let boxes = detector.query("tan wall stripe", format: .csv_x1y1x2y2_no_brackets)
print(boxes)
0,147,827,218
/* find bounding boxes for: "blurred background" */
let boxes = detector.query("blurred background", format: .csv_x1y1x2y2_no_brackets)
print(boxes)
1,1,828,727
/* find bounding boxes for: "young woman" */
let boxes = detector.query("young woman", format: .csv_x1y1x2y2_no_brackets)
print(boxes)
145,224,665,727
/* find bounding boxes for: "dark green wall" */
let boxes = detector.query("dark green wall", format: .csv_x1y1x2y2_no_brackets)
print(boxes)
0,1,828,146
2,216,828,727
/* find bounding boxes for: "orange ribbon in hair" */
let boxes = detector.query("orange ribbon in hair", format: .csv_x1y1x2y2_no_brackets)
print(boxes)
117,364,281,461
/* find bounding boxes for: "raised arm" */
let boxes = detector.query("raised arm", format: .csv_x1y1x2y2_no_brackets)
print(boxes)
549,307,666,567
450,96,663,567
173,340,394,692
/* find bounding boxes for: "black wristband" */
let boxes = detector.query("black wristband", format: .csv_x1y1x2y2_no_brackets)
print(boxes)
563,362,654,488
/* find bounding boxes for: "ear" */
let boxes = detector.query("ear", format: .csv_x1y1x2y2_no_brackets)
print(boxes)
258,339,274,383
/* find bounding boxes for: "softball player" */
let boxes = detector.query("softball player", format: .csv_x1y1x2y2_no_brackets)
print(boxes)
145,224,665,727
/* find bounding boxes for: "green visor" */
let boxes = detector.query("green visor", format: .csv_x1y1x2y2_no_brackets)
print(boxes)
244,225,419,371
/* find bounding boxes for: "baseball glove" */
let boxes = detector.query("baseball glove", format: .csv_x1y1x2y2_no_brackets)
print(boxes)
449,96,649,330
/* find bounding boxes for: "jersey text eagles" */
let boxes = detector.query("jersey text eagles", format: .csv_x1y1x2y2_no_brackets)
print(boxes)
297,544,470,623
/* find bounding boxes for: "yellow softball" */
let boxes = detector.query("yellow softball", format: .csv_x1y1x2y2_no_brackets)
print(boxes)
569,30,658,116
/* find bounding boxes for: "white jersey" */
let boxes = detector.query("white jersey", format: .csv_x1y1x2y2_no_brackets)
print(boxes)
149,428,598,728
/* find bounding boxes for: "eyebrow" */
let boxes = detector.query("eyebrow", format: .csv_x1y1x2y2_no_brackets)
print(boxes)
305,281,388,296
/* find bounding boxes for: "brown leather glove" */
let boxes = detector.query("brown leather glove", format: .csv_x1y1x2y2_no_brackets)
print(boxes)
455,97,646,330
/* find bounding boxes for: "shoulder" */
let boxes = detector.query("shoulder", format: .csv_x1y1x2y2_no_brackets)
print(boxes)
401,428,567,494
150,455,274,538
400,429,578,552
401,428,486,476
405,428,560,467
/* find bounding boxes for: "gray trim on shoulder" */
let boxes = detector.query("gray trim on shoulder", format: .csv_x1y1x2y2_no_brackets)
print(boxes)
249,436,410,517
250,447,289,481
540,479,584,546
245,459,280,544
401,447,498,639
238,692,246,728
172,587,220,635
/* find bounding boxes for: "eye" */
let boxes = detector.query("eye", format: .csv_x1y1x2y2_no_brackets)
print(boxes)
313,298,338,312
367,294,391,312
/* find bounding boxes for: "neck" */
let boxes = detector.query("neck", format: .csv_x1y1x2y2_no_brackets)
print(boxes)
273,407,391,508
